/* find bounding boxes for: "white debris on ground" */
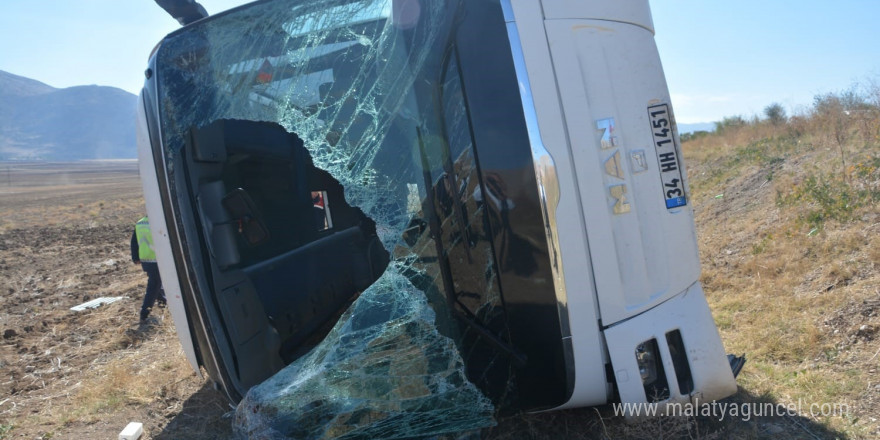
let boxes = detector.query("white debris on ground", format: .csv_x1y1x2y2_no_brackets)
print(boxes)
69,296,125,312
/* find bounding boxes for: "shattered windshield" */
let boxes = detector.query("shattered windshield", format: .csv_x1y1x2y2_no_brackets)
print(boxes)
159,0,456,251
153,0,565,437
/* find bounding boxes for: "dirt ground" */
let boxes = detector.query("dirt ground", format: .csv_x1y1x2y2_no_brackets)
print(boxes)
0,162,233,439
0,161,864,439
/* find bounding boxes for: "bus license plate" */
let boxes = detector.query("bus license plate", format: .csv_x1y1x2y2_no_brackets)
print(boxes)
648,104,687,209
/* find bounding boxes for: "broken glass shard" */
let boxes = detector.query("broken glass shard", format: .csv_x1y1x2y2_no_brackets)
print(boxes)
233,266,495,439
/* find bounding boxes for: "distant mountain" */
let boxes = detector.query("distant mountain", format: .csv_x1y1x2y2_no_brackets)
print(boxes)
0,70,56,98
678,122,716,134
0,70,137,160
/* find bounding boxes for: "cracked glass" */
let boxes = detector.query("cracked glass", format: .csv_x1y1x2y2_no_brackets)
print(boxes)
151,0,530,437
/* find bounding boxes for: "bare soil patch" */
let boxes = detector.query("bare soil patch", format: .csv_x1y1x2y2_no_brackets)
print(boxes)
0,162,231,439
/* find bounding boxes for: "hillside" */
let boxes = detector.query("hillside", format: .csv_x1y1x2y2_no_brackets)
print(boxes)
0,70,137,160
682,89,880,438
0,70,55,98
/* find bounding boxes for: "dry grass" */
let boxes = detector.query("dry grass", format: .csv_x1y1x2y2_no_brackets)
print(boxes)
69,316,196,420
683,85,880,438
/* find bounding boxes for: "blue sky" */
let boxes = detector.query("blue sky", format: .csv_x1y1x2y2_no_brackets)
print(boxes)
1,0,878,124
652,0,880,123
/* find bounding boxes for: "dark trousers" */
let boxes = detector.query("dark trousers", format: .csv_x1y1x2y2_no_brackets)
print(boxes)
140,262,165,320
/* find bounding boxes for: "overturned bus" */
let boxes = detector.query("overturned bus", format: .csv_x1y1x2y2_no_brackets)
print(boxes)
137,0,742,427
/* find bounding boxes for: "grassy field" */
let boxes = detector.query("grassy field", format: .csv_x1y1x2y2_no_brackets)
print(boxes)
0,85,877,439
682,88,880,438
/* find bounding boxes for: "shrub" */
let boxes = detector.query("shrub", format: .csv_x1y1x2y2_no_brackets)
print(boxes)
764,103,787,125
714,115,747,133
679,130,710,143
777,168,878,228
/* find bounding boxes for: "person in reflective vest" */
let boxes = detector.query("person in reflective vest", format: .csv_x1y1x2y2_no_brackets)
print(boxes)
131,216,166,322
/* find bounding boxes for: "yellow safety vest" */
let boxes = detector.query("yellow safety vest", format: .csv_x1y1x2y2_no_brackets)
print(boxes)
135,216,157,262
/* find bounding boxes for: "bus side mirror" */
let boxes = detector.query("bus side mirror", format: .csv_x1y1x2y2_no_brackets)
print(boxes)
222,188,270,246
